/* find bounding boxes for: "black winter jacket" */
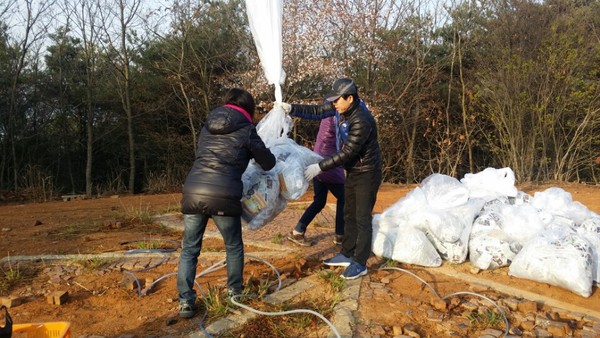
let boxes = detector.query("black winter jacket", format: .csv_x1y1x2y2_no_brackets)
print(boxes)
181,105,276,216
291,100,381,174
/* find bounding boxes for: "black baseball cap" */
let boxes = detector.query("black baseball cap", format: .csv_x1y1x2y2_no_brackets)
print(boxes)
325,78,357,102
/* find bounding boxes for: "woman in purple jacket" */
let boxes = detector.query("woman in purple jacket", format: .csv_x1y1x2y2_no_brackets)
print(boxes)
288,106,348,247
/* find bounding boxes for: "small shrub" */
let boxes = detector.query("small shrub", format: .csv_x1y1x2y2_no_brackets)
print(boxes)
271,232,284,244
201,284,229,318
77,256,114,270
319,269,345,293
467,308,503,330
120,199,153,225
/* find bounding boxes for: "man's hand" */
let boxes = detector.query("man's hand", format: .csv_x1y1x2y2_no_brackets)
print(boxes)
274,102,291,114
304,163,322,181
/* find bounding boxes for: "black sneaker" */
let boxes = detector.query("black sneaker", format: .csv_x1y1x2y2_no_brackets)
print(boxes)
287,231,312,247
178,302,198,319
333,235,343,245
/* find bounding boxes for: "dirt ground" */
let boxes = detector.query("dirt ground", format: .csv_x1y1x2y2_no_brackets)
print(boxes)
0,182,599,337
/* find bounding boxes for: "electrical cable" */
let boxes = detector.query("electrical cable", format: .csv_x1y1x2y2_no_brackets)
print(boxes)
379,266,509,337
117,240,340,337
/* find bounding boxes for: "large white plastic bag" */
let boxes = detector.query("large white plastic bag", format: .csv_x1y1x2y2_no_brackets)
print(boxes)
460,167,518,200
257,107,293,147
469,211,521,269
372,215,397,259
508,225,594,297
576,217,600,282
530,187,596,225
379,187,428,230
391,227,442,267
421,209,464,243
480,197,510,214
241,162,286,230
469,230,520,270
244,0,285,102
270,138,323,200
499,204,546,244
424,198,485,263
420,173,469,209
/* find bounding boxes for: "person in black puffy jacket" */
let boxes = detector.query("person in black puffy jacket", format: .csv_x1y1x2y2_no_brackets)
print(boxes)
177,88,276,319
277,78,382,281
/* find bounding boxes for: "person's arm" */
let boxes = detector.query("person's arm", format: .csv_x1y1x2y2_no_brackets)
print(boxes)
289,102,336,120
320,114,372,171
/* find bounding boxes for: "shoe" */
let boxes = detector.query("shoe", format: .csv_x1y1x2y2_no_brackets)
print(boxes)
178,302,198,319
341,261,368,280
323,253,353,267
287,231,311,247
227,288,242,298
333,235,343,245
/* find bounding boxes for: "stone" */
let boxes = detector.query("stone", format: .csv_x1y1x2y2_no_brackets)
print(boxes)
521,320,535,331
430,297,447,311
517,300,538,313
47,291,68,305
392,325,403,336
501,298,520,311
546,321,570,336
0,296,23,308
480,328,504,337
532,328,552,337
402,324,420,338
461,301,479,311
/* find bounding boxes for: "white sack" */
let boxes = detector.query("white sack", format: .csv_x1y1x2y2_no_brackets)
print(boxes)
372,216,397,259
469,230,520,270
270,138,323,200
469,211,521,270
508,225,594,297
576,217,600,282
424,198,485,263
460,167,518,200
499,204,546,244
391,227,442,267
420,173,470,209
379,187,428,230
257,107,293,148
480,197,510,214
241,163,287,230
530,187,595,225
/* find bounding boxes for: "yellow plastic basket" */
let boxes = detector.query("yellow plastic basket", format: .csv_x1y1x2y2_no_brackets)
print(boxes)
11,322,71,338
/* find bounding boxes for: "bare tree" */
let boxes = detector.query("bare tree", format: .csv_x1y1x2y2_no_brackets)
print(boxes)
62,0,102,196
98,0,142,193
3,0,55,190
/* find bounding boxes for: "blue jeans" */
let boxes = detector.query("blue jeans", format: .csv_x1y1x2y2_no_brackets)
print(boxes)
177,214,244,305
296,178,345,235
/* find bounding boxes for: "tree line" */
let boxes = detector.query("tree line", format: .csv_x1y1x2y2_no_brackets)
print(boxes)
0,0,598,201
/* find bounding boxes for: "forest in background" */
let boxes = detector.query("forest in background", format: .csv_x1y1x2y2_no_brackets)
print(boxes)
0,0,599,201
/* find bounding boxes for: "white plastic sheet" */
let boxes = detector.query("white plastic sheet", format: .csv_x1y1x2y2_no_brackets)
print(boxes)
245,0,286,102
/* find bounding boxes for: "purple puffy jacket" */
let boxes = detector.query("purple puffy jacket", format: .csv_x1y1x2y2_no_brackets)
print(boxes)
314,116,345,184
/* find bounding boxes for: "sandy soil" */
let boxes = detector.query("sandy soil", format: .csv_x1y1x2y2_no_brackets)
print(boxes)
0,182,598,337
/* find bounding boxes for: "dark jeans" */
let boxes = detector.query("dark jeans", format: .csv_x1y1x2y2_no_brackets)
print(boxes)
177,214,244,305
341,170,381,266
295,178,345,235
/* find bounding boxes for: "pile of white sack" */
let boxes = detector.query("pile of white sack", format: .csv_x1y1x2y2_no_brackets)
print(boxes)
240,107,321,230
373,167,600,297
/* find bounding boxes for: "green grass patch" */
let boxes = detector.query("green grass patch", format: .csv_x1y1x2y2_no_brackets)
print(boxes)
466,308,503,330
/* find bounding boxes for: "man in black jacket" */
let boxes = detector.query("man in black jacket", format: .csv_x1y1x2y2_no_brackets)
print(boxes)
278,78,382,279
178,88,276,318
